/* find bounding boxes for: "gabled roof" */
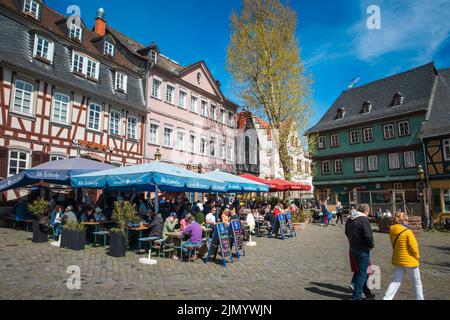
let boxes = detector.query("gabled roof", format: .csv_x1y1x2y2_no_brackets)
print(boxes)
419,69,450,138
307,63,438,133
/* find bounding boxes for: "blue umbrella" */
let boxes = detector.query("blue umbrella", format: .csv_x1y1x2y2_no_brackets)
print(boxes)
201,170,270,193
0,157,115,192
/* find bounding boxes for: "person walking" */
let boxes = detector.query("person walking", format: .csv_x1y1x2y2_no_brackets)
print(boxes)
345,204,374,300
336,201,344,226
383,212,424,300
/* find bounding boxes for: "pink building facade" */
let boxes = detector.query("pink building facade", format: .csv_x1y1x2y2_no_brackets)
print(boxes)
145,56,238,173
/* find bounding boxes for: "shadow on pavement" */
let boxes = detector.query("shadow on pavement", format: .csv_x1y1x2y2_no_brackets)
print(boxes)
305,286,350,300
310,282,353,294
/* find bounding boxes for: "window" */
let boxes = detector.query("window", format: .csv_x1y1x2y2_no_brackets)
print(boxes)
398,121,410,137
383,124,395,139
388,153,400,169
211,105,217,120
318,136,326,149
166,84,175,104
23,0,39,18
69,23,82,42
334,159,343,174
444,139,450,161
152,78,161,99
52,93,70,124
104,41,114,56
368,155,378,171
8,150,29,177
219,143,226,159
190,96,197,113
50,155,66,162
127,117,137,140
331,134,340,147
228,112,234,127
403,151,416,168
71,52,99,80
87,103,102,131
109,111,121,136
200,138,207,155
164,127,173,147
392,92,404,106
363,127,374,142
219,109,225,124
178,90,187,108
201,100,208,117
321,161,330,175
150,50,157,64
149,123,159,145
210,138,216,157
13,79,34,115
354,157,364,172
297,160,302,172
350,130,360,144
33,35,53,63
393,183,403,190
115,72,127,93
444,189,450,212
361,101,372,114
177,131,185,151
336,108,346,120
189,134,196,153
227,144,233,161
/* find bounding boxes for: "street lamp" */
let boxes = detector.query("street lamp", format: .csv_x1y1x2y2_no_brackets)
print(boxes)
186,164,192,170
198,163,203,174
154,149,162,161
417,164,430,229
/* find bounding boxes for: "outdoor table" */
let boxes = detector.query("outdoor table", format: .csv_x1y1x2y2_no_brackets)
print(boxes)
128,226,149,252
81,221,115,245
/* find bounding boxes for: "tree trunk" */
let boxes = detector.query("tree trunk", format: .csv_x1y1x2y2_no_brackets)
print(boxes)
279,133,291,180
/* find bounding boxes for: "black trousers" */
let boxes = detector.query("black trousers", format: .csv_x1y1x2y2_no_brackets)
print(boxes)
336,213,343,224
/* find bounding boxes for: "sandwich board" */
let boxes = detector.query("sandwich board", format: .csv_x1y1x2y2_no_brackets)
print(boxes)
285,212,297,238
272,213,291,240
203,222,233,267
229,219,245,259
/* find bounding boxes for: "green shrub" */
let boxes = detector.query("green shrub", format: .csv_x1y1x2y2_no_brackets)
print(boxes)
111,201,140,236
28,199,49,220
62,222,86,232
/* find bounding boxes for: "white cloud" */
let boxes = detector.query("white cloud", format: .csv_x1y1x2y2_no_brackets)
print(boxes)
352,0,450,61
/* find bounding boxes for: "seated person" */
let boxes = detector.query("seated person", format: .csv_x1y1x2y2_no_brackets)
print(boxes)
230,208,240,221
162,212,179,241
173,215,203,261
147,210,164,238
62,206,78,224
205,207,217,228
221,208,231,228
193,207,205,226
94,207,106,222
52,205,64,237
79,206,95,223
264,210,275,232
180,213,192,231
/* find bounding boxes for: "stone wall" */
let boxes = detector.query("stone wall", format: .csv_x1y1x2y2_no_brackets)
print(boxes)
378,216,422,234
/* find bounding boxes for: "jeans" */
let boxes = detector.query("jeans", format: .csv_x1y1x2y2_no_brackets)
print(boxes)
336,214,343,225
383,267,424,300
351,273,372,296
181,240,201,255
53,223,62,237
350,249,370,300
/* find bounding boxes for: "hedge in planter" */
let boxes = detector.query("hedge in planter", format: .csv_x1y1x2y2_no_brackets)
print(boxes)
109,201,140,258
28,199,50,243
60,222,86,251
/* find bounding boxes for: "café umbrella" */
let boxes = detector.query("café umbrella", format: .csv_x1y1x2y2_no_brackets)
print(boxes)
201,170,270,193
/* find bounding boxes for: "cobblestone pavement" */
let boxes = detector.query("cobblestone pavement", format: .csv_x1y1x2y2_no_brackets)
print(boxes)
0,223,449,300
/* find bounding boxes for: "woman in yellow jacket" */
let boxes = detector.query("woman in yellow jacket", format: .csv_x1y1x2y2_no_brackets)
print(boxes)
383,212,424,300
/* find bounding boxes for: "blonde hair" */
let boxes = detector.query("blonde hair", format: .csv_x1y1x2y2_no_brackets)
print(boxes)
394,212,408,224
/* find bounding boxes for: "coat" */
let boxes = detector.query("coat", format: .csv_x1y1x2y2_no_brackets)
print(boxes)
389,224,420,268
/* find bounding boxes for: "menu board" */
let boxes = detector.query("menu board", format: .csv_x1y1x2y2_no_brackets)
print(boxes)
273,214,291,239
216,222,230,256
285,212,296,237
229,219,244,253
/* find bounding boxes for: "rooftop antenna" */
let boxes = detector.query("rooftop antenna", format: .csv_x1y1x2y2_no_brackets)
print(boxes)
347,77,361,89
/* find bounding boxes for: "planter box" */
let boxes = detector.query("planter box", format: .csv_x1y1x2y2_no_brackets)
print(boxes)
109,232,126,257
293,223,301,231
32,220,48,243
293,223,306,231
60,229,86,251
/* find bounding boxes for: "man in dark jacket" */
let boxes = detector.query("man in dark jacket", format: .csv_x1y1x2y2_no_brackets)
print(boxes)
345,204,374,300
147,210,164,238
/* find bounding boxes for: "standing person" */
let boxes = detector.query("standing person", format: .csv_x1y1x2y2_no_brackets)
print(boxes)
383,212,424,300
336,201,344,226
322,201,331,226
345,204,374,300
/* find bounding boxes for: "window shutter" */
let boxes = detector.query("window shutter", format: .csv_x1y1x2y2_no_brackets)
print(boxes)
0,147,8,179
123,75,128,93
32,34,39,57
32,151,49,167
48,41,55,64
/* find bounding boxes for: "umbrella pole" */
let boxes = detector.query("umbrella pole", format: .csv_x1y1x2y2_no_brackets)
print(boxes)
154,185,159,213
216,192,219,222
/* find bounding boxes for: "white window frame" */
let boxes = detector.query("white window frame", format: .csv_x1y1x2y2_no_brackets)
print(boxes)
115,71,128,93
227,144,233,162
12,79,35,116
318,136,326,149
200,138,207,155
363,127,374,142
7,150,30,177
127,116,138,140
104,41,114,56
350,130,360,144
228,112,234,127
86,59,99,80
383,124,395,139
201,100,208,117
403,151,416,168
178,90,187,109
71,52,99,80
444,139,450,161
152,78,162,99
398,121,410,137
219,143,226,160
52,92,70,124
211,104,217,120
219,109,226,124
163,127,173,147
50,154,67,162
354,157,364,172
87,103,102,131
69,23,83,42
176,130,185,151
210,137,216,157
334,159,343,174
388,153,401,170
321,160,330,175
23,0,39,18
109,110,121,136
33,34,54,64
189,133,196,154
149,122,159,145
331,134,339,147
150,50,158,64
368,155,378,171
190,95,198,113
165,84,175,104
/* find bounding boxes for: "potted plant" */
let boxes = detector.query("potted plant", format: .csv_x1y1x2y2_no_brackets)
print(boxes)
109,201,140,257
28,199,51,243
60,222,86,250
292,211,307,231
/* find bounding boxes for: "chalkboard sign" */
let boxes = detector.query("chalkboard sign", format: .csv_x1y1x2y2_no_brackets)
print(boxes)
229,219,245,258
285,212,297,238
204,223,233,267
272,214,291,240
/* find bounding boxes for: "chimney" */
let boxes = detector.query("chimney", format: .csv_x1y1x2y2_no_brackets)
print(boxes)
94,8,106,36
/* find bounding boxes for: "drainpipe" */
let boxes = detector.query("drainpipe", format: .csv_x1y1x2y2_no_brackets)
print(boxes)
420,137,431,224
142,67,149,163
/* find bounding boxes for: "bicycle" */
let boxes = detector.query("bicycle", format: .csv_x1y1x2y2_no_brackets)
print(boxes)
422,214,435,232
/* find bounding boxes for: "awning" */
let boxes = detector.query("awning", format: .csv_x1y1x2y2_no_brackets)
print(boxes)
313,174,420,186
202,170,269,193
238,174,275,189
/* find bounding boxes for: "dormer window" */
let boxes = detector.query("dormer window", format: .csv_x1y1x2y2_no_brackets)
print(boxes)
115,71,128,93
150,50,157,64
33,34,54,64
71,51,99,81
336,108,346,120
23,0,40,19
69,23,82,42
392,92,404,106
104,41,114,57
361,101,372,114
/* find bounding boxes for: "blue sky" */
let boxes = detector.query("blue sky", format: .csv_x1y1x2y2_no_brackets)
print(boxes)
47,0,450,129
